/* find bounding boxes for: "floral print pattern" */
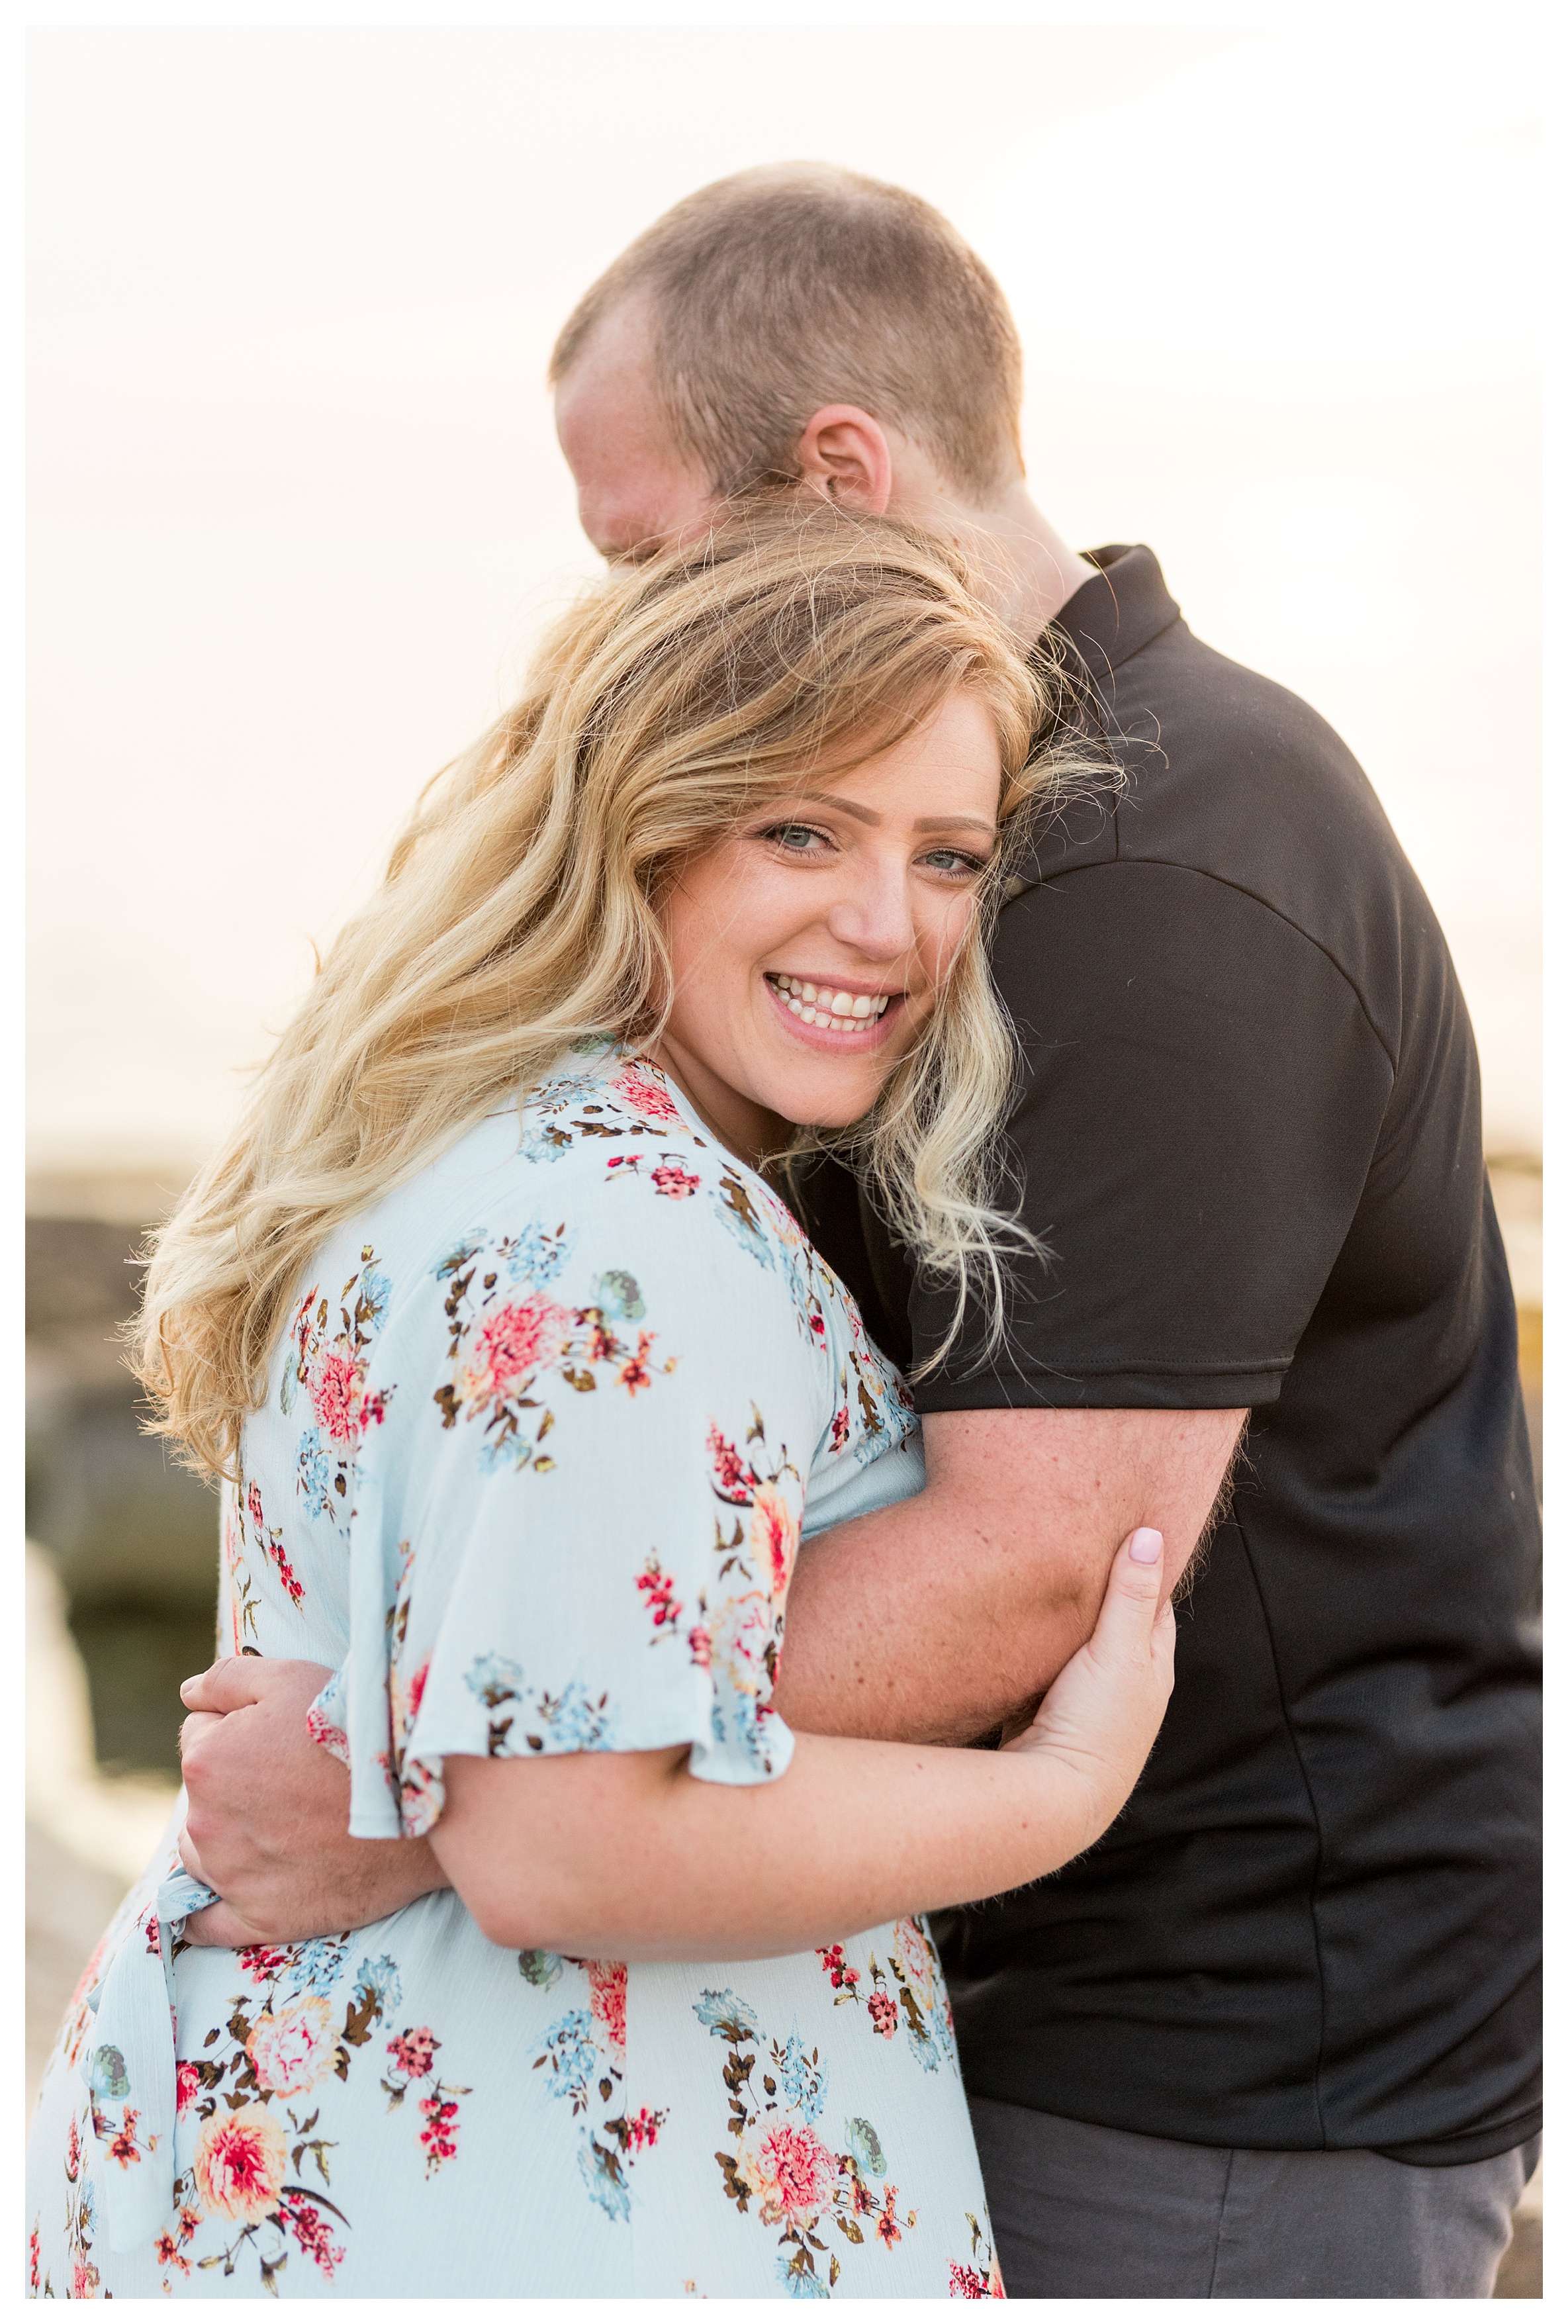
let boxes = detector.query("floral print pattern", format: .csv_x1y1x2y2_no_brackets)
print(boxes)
280,1248,394,1522
696,1987,920,2296
531,1958,667,2223
27,1045,990,2298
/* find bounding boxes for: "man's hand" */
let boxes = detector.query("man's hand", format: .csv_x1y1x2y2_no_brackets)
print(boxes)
773,1404,1244,1746
177,1657,447,1947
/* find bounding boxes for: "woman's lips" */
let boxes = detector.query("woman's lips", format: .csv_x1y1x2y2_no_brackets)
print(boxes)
762,971,905,1049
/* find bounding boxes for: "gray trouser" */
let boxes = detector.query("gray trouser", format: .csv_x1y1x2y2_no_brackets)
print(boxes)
969,2094,1540,2298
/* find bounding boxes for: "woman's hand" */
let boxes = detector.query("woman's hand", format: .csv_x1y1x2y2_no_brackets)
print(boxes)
177,1656,447,1945
1001,1528,1176,1855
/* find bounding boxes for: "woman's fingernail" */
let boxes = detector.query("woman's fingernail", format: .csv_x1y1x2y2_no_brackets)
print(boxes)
1129,1528,1164,1564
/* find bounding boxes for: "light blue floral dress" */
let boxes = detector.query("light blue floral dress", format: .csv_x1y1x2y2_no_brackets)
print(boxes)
26,1048,1005,2300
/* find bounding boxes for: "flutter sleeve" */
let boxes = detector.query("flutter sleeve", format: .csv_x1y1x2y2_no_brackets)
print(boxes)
335,1184,827,1840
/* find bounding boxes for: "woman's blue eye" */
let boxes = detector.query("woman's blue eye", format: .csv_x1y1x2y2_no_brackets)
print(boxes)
923,849,986,875
766,824,825,851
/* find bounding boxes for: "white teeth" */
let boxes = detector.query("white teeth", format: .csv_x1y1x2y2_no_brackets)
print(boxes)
766,972,894,1029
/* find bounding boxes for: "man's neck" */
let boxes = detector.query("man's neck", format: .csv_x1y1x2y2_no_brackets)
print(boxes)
951,482,1099,645
886,467,1097,647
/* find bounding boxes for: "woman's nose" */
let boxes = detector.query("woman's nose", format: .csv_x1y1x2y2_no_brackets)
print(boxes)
823,861,917,962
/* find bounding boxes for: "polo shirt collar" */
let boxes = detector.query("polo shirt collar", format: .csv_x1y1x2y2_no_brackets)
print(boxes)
1050,543,1183,682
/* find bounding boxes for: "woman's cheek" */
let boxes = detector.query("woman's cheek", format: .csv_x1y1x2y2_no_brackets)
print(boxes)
925,894,975,986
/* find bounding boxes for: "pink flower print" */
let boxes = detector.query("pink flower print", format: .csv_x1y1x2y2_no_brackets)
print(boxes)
305,1702,350,1763
28,2228,39,2295
651,1162,700,1199
708,1424,754,1503
612,1064,681,1125
65,2115,81,2180
407,1656,430,1724
867,1990,898,2039
617,1329,657,1394
735,2114,839,2228
246,1481,265,1532
688,1624,712,1668
238,1943,289,1982
623,2106,662,2152
815,1943,860,1994
72,2260,101,2299
174,2061,201,2115
310,1351,362,1443
387,2026,439,2080
749,1480,800,1600
874,2184,905,2247
636,1556,683,1632
246,1994,336,2097
106,2108,142,2168
829,1403,851,1454
273,1542,306,1606
462,1295,567,1405
281,2198,346,2280
588,1960,627,2057
418,2090,461,2174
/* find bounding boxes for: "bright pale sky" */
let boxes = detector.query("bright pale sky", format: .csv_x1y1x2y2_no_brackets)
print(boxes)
26,22,1542,1176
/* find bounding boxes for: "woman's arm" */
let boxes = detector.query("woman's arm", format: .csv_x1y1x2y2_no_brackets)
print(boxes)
180,1527,1170,1950
431,1528,1172,1957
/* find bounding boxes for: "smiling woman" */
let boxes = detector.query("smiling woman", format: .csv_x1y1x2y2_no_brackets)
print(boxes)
25,502,1177,2300
653,689,1005,1164
134,504,1087,1483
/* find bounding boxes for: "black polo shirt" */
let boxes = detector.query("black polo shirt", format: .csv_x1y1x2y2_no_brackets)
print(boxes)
803,547,1542,2162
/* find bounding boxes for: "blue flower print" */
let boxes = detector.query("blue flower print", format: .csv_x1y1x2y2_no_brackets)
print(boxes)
465,1652,524,1708
538,2009,598,2102
85,2046,129,2100
693,1989,757,2040
296,1430,334,1511
354,1953,403,2017
776,2033,825,2124
776,2254,831,2296
278,1936,351,1999
578,2138,631,2223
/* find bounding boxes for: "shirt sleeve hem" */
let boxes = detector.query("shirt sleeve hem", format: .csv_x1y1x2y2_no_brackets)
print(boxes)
912,1360,1288,1414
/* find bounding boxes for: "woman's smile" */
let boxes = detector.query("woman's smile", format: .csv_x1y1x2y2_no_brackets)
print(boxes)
762,970,901,1044
651,687,1004,1163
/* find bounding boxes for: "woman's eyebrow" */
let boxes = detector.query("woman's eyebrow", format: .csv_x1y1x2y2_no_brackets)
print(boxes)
790,790,882,825
784,794,997,839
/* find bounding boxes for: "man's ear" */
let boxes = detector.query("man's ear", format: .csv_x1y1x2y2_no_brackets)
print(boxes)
794,405,895,515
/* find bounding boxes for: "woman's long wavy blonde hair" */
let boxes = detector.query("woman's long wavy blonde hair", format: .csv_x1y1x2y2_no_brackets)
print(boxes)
135,504,1093,1479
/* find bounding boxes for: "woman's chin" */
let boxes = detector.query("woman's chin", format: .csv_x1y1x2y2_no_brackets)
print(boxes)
755,1061,888,1135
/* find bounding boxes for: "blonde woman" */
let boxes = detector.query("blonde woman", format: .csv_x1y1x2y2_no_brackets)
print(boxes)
27,510,1173,2301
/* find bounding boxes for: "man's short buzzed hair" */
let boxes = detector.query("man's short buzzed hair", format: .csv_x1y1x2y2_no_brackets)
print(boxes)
550,163,1025,503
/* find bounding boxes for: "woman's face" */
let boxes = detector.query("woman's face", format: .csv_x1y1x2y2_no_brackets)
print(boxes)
652,687,1004,1160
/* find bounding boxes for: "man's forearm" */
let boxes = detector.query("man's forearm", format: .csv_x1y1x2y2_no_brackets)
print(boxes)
772,1406,1244,1745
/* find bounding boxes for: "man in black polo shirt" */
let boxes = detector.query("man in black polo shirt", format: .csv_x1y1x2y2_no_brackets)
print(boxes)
171,166,1542,2295
547,166,1542,2297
